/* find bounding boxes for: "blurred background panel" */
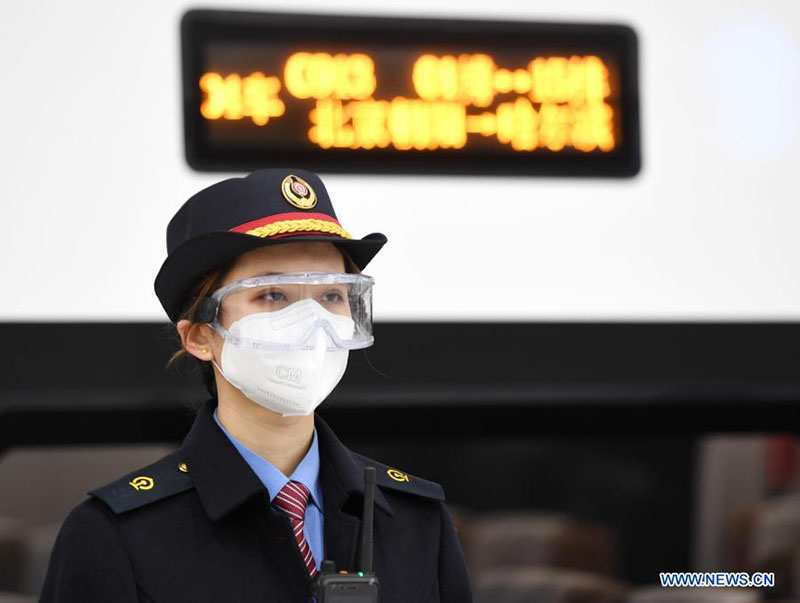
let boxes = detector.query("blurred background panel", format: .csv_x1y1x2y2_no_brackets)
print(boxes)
1,1,799,601
0,0,798,322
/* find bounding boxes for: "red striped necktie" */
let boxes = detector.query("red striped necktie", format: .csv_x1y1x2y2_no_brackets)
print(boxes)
272,480,318,578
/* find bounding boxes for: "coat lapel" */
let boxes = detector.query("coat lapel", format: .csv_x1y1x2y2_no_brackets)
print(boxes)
315,413,395,573
318,413,362,572
178,398,391,574
178,396,266,521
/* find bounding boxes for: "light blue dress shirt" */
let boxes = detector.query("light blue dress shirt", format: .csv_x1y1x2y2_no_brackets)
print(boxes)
213,408,325,569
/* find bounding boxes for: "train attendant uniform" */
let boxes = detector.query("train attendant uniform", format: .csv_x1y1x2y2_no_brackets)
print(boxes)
40,168,474,602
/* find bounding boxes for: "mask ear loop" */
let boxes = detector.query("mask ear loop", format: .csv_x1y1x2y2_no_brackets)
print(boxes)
210,358,226,380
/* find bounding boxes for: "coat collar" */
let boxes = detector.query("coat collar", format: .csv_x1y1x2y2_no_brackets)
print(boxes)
313,409,394,517
179,396,393,522
180,396,264,521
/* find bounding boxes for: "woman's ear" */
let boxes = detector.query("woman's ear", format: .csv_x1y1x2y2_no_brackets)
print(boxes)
176,319,215,361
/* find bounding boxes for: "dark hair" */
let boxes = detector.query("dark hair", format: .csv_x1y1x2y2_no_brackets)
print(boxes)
164,244,360,397
164,260,235,397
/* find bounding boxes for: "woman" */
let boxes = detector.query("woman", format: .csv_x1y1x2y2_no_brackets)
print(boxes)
40,168,473,602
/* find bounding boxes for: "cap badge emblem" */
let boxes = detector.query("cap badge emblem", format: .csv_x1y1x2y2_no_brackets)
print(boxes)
281,174,317,209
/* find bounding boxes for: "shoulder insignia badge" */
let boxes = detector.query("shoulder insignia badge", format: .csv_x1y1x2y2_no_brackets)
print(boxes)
353,453,445,501
88,450,195,515
128,476,155,490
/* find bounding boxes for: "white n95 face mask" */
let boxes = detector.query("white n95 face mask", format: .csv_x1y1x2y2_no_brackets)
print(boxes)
211,299,354,416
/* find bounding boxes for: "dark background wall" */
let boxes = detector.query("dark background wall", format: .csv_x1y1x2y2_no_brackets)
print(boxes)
1,321,799,583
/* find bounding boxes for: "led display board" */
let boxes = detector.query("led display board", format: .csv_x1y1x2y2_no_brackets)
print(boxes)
182,10,640,176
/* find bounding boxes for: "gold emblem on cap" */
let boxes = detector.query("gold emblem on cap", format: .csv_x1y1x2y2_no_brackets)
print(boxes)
129,476,154,491
178,462,189,473
281,175,317,209
387,469,409,482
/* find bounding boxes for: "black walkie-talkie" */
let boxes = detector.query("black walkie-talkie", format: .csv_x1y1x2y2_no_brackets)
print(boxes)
312,466,379,602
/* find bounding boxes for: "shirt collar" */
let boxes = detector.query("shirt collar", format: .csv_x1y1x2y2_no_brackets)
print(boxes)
212,406,323,512
179,396,393,522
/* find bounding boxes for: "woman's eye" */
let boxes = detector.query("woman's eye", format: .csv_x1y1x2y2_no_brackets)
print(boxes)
321,291,344,303
261,290,287,302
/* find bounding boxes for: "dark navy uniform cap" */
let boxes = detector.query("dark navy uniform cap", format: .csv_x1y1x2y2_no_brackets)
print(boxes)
154,167,387,323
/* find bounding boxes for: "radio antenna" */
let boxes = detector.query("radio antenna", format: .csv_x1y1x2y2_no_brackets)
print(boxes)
359,466,376,574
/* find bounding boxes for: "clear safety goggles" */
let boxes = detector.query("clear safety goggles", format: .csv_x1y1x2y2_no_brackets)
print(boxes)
203,272,374,351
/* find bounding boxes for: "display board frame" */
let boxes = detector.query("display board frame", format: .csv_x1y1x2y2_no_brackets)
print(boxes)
181,9,641,176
